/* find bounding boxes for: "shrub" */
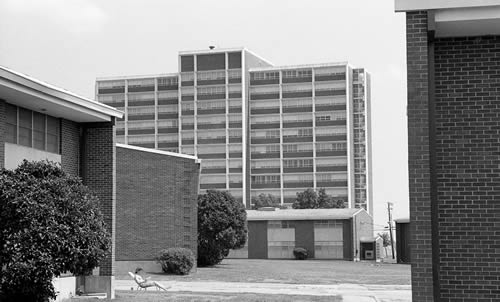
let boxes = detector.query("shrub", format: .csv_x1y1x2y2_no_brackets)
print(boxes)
156,248,195,275
197,190,247,267
0,160,110,302
293,247,308,260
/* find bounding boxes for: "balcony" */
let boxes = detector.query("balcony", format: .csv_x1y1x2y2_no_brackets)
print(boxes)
128,114,155,121
316,120,346,127
250,79,279,85
197,122,226,130
315,104,346,112
98,87,124,94
128,128,155,135
157,127,178,134
158,113,178,119
251,167,280,174
316,180,348,188
283,167,313,173
314,73,345,82
282,106,312,113
251,122,280,130
316,165,348,172
158,98,178,105
251,152,280,159
282,91,312,99
198,137,226,144
282,76,312,84
250,93,280,100
158,84,178,91
197,108,225,115
251,137,280,144
251,107,280,115
315,135,347,142
283,151,313,158
316,150,347,157
284,181,313,188
315,89,346,97
197,93,226,101
252,182,280,189
283,121,313,128
128,85,155,93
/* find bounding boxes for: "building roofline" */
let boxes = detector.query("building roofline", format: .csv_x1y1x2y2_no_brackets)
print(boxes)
246,208,363,221
178,47,274,66
243,48,274,66
179,46,246,55
249,61,351,72
0,65,122,119
96,72,179,81
116,143,200,163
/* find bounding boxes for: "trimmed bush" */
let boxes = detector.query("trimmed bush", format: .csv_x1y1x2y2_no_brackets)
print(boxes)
0,160,110,302
156,248,195,275
293,247,308,260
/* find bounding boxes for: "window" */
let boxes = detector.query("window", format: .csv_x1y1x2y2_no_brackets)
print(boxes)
229,144,242,152
316,127,346,136
252,175,280,184
251,159,280,169
317,173,347,182
282,98,312,108
283,143,313,153
128,92,154,103
129,121,155,129
157,120,177,127
229,129,242,138
251,129,280,139
197,86,225,96
5,104,61,153
228,70,241,79
157,105,178,113
283,114,313,123
197,101,225,110
199,145,225,154
98,94,125,104
250,99,280,109
201,160,226,169
251,71,279,81
283,159,313,168
229,159,242,169
316,142,347,152
283,128,312,137
128,78,155,88
197,71,225,81
283,174,313,182
283,69,312,78
98,80,125,89
128,135,155,143
157,77,178,86
197,130,225,140
127,106,155,115
157,134,178,142
251,145,280,154
251,115,280,124
5,103,17,143
33,112,46,150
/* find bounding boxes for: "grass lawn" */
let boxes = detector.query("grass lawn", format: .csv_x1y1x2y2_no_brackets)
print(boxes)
106,291,341,302
116,259,411,285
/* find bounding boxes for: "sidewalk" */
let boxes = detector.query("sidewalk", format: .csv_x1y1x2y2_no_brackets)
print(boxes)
115,280,411,302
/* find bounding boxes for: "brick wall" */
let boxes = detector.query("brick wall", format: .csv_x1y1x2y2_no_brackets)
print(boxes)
0,100,5,169
60,119,80,176
82,122,116,277
434,36,500,301
405,11,435,302
115,146,200,261
406,11,500,301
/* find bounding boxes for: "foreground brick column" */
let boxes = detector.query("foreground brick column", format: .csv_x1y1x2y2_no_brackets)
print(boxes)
0,100,5,169
82,121,116,298
405,11,435,302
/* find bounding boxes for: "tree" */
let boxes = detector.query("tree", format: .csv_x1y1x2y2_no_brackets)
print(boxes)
292,188,319,209
378,232,392,257
0,160,111,302
197,190,247,267
292,188,346,209
251,193,279,209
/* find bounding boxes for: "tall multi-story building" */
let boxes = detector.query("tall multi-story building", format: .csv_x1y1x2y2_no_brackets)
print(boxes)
96,47,372,214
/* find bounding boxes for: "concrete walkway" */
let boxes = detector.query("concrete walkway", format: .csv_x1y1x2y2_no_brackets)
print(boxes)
115,280,411,302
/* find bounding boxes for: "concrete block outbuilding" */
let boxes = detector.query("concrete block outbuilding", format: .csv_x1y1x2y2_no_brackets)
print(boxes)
230,208,372,260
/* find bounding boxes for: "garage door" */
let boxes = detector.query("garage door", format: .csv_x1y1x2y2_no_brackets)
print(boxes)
314,220,343,259
267,221,295,259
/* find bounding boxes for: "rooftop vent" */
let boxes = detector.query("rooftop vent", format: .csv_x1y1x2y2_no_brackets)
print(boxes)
209,45,215,50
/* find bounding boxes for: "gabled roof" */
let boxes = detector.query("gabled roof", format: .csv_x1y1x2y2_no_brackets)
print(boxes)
0,65,123,122
247,208,365,221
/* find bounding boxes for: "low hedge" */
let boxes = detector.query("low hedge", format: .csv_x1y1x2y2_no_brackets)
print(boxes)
293,247,308,260
156,247,195,275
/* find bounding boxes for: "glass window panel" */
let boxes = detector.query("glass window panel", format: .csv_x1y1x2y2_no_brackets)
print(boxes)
33,112,46,150
5,104,17,143
18,108,32,147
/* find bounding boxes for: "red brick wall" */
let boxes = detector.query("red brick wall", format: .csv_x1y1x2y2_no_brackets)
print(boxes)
434,36,500,301
61,119,80,176
406,11,500,301
115,146,200,261
405,11,435,302
0,100,5,169
82,122,116,277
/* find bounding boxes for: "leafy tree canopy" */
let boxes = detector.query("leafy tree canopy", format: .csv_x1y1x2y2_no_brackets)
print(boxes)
0,160,111,302
251,193,280,209
197,190,247,267
292,188,346,209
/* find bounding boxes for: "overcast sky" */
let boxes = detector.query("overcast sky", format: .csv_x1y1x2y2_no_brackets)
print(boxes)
0,0,408,230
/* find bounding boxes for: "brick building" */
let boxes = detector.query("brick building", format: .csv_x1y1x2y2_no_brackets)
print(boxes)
115,144,200,272
0,66,122,298
396,1,500,301
229,208,373,261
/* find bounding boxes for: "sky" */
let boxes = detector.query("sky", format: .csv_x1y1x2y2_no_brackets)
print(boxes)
0,0,408,231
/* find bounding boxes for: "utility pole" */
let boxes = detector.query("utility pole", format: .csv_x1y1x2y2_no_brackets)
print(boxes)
387,202,395,259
